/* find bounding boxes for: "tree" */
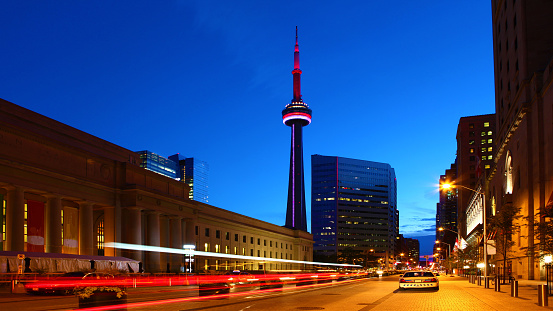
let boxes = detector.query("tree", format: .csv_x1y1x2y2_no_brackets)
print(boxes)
456,240,479,274
488,203,521,283
337,247,363,265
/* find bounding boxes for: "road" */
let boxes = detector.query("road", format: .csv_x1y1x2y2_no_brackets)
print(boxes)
1,275,551,311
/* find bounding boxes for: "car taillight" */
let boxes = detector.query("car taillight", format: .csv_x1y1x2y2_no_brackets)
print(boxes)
399,279,406,283
424,278,437,282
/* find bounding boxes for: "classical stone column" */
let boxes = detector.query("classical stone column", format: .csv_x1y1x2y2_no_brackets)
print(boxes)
103,206,116,257
123,207,142,262
78,202,94,256
145,211,161,273
183,217,197,245
182,217,197,273
170,217,183,273
6,186,25,251
159,216,169,272
45,195,63,253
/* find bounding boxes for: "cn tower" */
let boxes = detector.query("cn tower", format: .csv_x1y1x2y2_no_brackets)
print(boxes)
282,27,311,231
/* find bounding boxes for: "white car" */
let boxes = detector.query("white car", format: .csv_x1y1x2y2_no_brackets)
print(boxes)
399,271,439,290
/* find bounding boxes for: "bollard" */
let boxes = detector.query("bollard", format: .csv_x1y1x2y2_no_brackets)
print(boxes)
539,284,548,306
485,276,490,288
477,276,482,286
511,280,518,297
495,275,501,292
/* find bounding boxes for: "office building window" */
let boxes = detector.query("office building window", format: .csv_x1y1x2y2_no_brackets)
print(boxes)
215,230,220,238
235,234,239,242
205,228,210,237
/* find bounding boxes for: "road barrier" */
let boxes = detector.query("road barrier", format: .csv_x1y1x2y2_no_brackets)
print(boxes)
538,284,548,306
510,280,518,297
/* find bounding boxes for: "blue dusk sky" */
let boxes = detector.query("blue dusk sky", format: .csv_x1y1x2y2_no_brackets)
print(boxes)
0,1,494,257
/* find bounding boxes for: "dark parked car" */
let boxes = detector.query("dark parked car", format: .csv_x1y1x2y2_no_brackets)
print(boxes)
25,272,86,295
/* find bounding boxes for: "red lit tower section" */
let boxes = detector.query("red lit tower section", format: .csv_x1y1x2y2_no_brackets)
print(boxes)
282,27,311,231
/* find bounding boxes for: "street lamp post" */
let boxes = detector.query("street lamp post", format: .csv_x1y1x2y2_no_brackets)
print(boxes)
436,240,452,273
441,183,488,277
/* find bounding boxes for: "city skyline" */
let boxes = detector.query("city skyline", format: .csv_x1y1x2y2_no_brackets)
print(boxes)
0,1,494,256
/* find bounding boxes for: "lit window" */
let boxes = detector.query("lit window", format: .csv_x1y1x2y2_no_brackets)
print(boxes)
482,148,486,153
485,165,491,169
488,147,493,152
481,139,486,144
488,155,493,160
488,131,493,136
469,140,475,145
481,131,486,136
488,139,493,143
470,148,475,153
484,122,490,127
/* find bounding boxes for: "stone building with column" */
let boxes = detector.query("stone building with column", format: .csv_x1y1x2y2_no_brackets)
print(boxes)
0,98,313,273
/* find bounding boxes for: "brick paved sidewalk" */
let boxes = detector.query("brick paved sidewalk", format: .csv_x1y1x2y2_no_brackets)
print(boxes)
448,275,553,310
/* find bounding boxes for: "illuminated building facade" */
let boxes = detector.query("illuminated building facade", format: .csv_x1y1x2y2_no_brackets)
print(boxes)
169,154,209,203
485,0,553,280
311,155,398,266
282,27,311,232
0,98,312,273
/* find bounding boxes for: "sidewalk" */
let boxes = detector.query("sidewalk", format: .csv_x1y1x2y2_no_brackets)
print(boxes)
450,275,553,310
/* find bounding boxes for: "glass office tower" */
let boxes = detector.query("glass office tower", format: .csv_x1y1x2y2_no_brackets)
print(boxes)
137,150,178,179
169,154,209,204
311,155,398,265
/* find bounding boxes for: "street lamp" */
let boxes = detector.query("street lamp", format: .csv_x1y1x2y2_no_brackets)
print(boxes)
436,240,452,273
442,182,488,277
183,244,196,273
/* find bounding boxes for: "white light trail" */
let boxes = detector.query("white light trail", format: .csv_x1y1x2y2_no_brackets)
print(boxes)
105,242,361,267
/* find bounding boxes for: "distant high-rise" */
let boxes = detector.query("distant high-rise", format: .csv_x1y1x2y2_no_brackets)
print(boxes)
437,162,457,258
455,114,495,238
311,155,398,266
282,27,311,231
169,154,209,203
137,150,178,179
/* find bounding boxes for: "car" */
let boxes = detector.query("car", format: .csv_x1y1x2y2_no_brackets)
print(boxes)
399,271,439,290
25,271,86,295
25,272,119,295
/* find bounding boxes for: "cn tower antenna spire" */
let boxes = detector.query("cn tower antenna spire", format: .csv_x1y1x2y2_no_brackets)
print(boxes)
292,26,302,102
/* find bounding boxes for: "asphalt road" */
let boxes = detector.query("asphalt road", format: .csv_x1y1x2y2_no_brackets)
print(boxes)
2,275,550,311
